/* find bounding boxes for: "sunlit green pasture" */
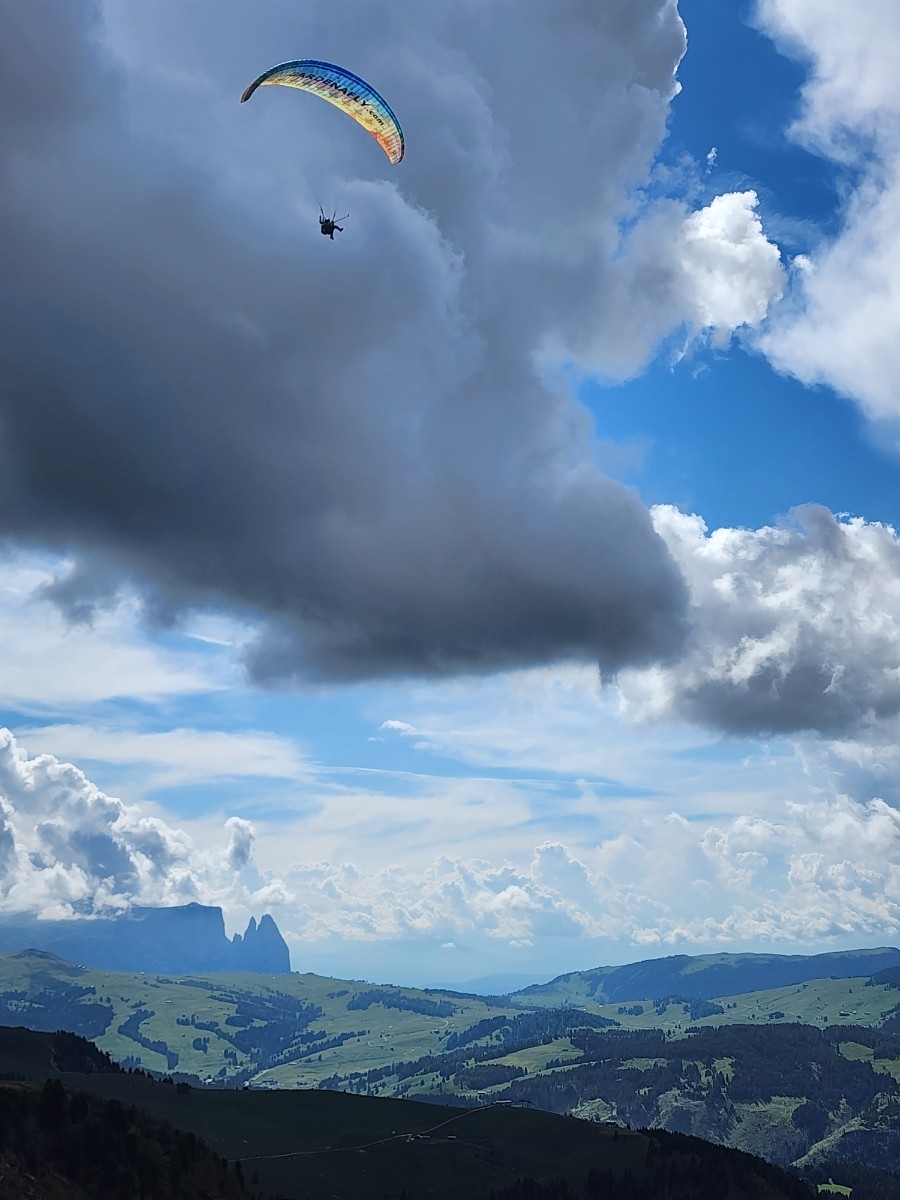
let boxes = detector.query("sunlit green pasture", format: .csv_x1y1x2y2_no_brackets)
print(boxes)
1,949,898,1094
837,1040,900,1081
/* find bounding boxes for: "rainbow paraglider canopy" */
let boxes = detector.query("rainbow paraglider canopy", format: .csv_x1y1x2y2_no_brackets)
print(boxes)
240,60,405,165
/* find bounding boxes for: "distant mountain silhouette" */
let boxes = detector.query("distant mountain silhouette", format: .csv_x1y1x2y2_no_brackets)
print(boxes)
0,903,290,974
518,946,900,1003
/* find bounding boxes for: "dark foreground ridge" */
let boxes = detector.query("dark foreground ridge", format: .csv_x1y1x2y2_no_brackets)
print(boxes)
0,904,290,975
3,953,900,1195
0,1086,251,1198
0,1025,819,1200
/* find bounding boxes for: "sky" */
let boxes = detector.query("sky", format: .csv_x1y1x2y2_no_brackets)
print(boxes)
2,0,900,989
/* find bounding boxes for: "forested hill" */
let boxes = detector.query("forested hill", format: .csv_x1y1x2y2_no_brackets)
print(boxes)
3,947,900,1190
517,947,900,1005
0,1026,814,1200
2,948,900,1094
0,1079,251,1200
5,986,900,1195
403,1022,900,1177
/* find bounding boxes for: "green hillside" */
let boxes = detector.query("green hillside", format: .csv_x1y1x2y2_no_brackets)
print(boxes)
2,948,899,1095
419,1023,900,1177
503,975,900,1033
0,950,521,1086
4,949,900,1189
0,1026,813,1200
516,949,900,1008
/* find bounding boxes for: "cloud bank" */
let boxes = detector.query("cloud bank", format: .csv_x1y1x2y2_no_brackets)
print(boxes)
6,1,898,745
2,726,899,980
282,791,900,955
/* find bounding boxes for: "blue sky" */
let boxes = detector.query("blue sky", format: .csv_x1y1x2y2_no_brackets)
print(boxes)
596,0,898,534
593,346,900,532
2,0,900,988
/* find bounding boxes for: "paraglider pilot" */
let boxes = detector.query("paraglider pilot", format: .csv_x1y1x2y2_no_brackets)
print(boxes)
319,209,347,239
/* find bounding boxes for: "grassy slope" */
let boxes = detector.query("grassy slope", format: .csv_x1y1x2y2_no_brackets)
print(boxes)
0,1028,809,1200
515,976,898,1031
517,949,900,1006
3,949,900,1181
0,952,521,1084
1,949,899,1092
33,1068,808,1200
7,1019,899,1197
57,1074,652,1200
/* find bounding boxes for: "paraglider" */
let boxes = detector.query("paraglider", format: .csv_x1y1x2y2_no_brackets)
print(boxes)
240,59,405,165
319,207,348,239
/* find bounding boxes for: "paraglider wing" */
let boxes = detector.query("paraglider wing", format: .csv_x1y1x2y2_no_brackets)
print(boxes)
240,60,404,165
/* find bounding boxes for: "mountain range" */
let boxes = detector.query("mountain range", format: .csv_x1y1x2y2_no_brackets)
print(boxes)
0,902,290,974
516,946,900,1005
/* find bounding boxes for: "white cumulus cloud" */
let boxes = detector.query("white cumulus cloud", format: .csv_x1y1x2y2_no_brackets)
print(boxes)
615,504,900,736
0,728,287,922
755,0,900,425
278,788,900,965
675,191,785,339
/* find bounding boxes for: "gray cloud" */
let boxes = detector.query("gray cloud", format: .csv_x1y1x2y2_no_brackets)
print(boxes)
619,504,900,736
0,0,112,153
225,817,255,872
0,0,710,684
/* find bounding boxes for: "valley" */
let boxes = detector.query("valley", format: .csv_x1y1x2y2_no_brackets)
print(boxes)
2,946,900,1190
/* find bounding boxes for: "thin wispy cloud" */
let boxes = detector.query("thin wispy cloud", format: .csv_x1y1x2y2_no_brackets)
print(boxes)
0,552,222,713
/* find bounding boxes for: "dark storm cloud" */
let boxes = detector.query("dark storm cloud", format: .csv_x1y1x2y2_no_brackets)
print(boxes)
0,0,692,682
0,0,112,152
